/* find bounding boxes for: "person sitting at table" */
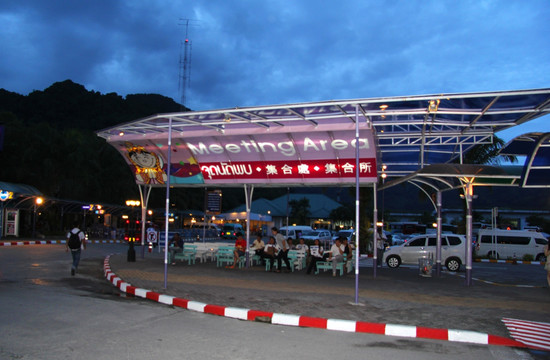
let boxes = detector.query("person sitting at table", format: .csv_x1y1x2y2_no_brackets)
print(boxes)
287,238,296,250
306,239,324,274
342,237,354,270
327,237,345,276
168,233,184,265
295,238,309,252
261,236,278,270
250,234,265,255
227,232,246,269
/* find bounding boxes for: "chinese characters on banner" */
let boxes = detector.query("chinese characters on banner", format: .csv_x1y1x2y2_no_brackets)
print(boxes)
200,158,375,183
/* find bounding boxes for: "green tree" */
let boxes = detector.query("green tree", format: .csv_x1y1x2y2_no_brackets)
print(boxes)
289,198,310,225
462,136,517,165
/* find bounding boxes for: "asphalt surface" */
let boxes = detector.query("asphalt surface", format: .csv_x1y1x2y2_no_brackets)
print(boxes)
107,249,550,339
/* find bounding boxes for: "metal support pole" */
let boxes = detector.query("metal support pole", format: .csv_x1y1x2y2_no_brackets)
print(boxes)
435,191,442,277
139,185,152,259
354,104,361,304
244,184,254,268
464,182,473,286
373,183,378,278
163,117,173,289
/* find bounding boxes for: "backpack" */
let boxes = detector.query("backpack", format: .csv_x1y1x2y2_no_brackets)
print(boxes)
68,230,82,250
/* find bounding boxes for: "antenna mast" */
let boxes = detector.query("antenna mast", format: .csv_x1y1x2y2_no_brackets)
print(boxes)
178,19,193,110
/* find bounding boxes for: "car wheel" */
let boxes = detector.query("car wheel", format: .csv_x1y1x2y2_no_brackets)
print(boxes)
536,253,547,262
386,255,401,268
445,257,461,272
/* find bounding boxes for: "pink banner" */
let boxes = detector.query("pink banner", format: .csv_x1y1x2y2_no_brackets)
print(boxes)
113,127,378,186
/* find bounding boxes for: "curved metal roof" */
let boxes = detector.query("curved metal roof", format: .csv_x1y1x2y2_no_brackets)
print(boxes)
97,88,550,181
499,132,550,188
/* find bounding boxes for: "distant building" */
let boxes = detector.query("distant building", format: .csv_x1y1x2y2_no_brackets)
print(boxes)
226,193,344,231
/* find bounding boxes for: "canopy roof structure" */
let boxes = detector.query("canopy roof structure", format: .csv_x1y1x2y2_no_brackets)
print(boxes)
97,88,550,186
499,132,550,188
381,164,524,208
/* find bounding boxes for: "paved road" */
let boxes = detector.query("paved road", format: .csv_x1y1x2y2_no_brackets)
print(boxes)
0,243,548,359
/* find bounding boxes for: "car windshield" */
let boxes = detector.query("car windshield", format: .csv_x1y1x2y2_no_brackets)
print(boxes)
336,231,352,236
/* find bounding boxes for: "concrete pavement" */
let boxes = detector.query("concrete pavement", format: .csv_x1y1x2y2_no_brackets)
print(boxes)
105,250,550,347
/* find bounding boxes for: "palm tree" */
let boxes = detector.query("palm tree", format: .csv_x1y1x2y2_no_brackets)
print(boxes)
461,136,517,165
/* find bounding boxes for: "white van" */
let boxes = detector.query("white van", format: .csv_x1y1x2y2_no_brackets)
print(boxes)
278,225,313,240
476,229,548,261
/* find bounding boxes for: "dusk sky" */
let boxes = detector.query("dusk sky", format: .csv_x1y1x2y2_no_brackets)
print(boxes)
1,0,549,141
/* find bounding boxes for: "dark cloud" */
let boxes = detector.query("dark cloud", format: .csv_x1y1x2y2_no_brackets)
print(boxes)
0,0,549,138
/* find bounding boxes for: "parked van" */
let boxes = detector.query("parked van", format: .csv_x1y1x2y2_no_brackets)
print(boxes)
477,229,548,261
278,225,313,240
221,223,244,240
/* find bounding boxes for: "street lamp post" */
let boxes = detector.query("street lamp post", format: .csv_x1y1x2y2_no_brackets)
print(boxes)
32,197,44,239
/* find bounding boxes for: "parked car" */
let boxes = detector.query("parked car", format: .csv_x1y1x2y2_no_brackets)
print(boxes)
383,233,466,271
221,223,244,240
301,229,332,247
279,225,313,240
332,229,356,242
390,232,417,245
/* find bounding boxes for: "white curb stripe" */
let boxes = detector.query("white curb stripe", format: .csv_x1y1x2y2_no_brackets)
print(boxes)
187,301,207,312
448,329,488,344
134,288,149,298
224,307,249,320
385,324,417,338
158,295,175,305
272,313,300,326
327,319,357,332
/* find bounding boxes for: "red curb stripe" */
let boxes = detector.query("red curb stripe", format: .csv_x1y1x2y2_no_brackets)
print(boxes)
247,310,273,321
126,286,137,295
146,292,160,301
355,321,386,335
173,297,189,309
416,326,449,341
299,316,327,329
204,304,226,316
488,334,526,347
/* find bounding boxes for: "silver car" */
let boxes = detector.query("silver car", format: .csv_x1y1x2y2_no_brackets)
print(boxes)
383,234,466,271
302,230,332,247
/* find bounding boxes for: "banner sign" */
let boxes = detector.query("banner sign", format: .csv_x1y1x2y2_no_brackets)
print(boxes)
207,190,222,213
200,158,374,183
113,127,377,186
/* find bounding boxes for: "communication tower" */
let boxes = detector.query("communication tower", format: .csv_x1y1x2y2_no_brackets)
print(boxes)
178,19,193,110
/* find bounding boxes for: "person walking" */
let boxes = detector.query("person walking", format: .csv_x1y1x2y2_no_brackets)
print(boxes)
66,222,86,276
376,228,387,267
272,227,291,272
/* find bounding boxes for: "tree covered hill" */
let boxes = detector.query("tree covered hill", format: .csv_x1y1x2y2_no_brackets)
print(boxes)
0,79,183,130
0,80,190,206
